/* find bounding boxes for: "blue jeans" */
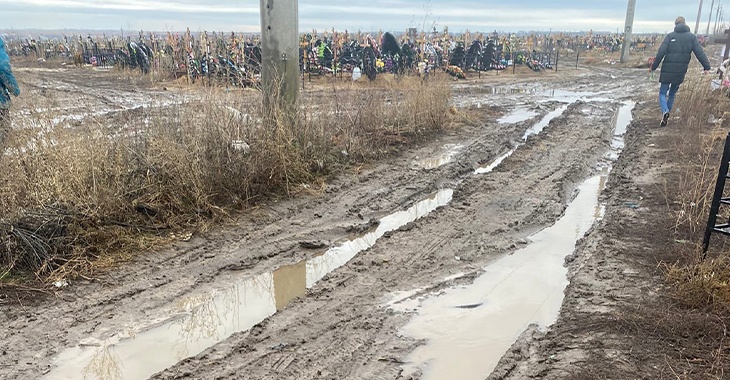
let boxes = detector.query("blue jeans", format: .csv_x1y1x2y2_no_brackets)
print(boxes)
659,82,681,114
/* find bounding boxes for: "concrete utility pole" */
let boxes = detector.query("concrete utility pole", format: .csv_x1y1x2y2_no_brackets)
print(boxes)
707,0,716,35
696,0,704,34
260,0,299,116
620,0,637,64
715,4,722,34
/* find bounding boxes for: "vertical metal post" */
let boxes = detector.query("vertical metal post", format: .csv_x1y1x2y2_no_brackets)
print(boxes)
620,0,637,64
703,130,730,255
260,0,299,115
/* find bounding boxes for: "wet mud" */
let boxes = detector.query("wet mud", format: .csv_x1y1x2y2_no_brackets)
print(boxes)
1,65,656,380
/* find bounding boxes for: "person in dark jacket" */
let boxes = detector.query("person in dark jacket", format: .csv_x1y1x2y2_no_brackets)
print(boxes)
0,37,21,147
651,16,711,126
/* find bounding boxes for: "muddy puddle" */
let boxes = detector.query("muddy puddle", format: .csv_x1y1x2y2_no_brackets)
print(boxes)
475,90,613,175
475,102,570,175
482,86,537,95
601,101,635,168
453,84,537,96
415,144,464,169
392,101,635,380
474,149,515,175
497,108,538,124
541,89,597,101
45,190,454,380
521,103,571,140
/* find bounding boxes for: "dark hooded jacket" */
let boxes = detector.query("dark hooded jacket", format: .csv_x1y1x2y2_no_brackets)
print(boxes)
0,38,21,108
651,23,711,84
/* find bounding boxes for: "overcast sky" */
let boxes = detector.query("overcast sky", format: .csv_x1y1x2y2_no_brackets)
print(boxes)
0,0,724,34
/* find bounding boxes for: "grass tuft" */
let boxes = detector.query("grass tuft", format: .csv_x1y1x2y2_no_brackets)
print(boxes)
0,73,452,283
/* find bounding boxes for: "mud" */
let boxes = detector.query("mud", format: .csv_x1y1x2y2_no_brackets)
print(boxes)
1,65,658,380
390,100,635,380
487,87,715,379
393,175,605,380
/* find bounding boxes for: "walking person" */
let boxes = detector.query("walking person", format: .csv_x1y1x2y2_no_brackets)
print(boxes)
0,38,20,148
651,16,711,127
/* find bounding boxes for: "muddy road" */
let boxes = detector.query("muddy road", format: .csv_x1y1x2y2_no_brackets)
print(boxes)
1,65,655,379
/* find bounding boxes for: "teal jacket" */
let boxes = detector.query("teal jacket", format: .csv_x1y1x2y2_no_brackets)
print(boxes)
0,38,20,108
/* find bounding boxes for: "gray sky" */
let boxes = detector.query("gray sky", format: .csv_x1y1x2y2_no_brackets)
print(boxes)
0,0,724,34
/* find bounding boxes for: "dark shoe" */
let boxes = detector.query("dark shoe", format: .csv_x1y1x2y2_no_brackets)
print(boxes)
660,112,670,127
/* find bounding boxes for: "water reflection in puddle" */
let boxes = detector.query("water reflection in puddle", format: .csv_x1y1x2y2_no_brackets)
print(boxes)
601,101,636,167
454,84,537,96
393,176,605,380
475,90,616,175
416,145,464,169
307,189,454,287
48,272,276,380
46,190,454,380
521,103,570,140
474,102,570,175
394,102,636,380
613,101,635,140
474,149,515,175
497,108,538,124
483,86,537,95
541,89,597,101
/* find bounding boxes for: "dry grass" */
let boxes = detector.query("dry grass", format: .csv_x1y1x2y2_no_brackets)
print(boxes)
669,78,729,237
666,254,730,313
0,73,452,284
661,69,730,312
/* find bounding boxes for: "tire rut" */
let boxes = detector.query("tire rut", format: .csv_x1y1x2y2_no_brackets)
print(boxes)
2,67,651,380
153,70,649,380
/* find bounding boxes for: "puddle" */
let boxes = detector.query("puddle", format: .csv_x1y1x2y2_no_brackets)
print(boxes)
453,84,537,96
474,102,572,175
602,100,635,167
474,149,515,175
392,176,605,380
521,103,570,140
416,145,464,169
483,86,537,95
541,90,614,106
476,90,617,175
307,189,453,287
394,102,636,380
585,96,615,103
45,189,454,380
613,101,635,138
497,108,538,124
541,89,597,101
